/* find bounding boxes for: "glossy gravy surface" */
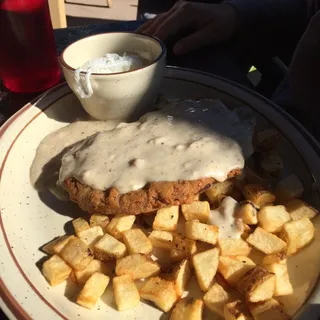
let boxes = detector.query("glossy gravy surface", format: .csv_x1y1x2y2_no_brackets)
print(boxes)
59,100,254,193
209,196,243,239
30,120,118,191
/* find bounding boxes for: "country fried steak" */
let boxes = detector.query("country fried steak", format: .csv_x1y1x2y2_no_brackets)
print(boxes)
63,169,241,215
56,102,253,216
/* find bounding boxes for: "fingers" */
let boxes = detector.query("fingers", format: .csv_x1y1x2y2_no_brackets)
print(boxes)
136,18,156,34
152,6,189,40
136,0,191,41
137,2,178,36
173,24,215,55
137,13,170,35
144,11,174,36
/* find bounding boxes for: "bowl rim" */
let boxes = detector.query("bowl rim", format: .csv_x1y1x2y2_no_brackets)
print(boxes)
59,32,167,76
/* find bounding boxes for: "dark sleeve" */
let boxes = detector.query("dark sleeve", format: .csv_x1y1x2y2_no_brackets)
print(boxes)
224,0,307,32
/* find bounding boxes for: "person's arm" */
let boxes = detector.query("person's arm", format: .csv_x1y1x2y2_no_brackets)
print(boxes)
271,8,320,139
223,0,309,65
289,9,320,112
137,0,307,57
224,0,307,33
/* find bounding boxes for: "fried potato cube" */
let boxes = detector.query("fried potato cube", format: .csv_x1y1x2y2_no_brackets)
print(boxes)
52,235,78,255
237,266,275,303
42,255,72,286
140,277,178,312
113,275,140,311
69,270,77,284
170,234,197,261
246,227,287,254
122,228,153,254
181,201,210,223
253,128,281,151
193,248,219,292
153,206,179,231
262,251,287,265
78,226,104,250
218,238,251,256
205,181,234,206
75,259,111,285
106,214,136,239
42,235,76,255
248,299,291,320
215,272,232,291
258,205,291,233
170,298,204,320
285,199,318,221
260,151,283,177
279,217,315,256
76,272,110,309
231,188,244,202
185,220,218,245
162,259,191,297
203,282,230,316
218,256,256,287
275,174,304,203
42,237,59,255
244,166,267,185
224,300,253,320
94,233,127,261
89,214,109,231
149,230,173,249
116,254,160,280
60,238,94,271
72,218,90,236
263,263,293,296
237,201,259,225
241,223,253,240
243,184,276,207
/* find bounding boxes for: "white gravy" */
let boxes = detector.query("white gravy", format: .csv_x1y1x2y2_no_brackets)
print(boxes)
209,196,244,239
74,53,144,98
30,120,118,191
59,100,254,194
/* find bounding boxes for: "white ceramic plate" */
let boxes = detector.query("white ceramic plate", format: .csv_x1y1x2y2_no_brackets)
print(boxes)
0,67,319,320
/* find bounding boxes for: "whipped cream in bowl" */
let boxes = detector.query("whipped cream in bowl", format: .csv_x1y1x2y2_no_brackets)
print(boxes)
60,32,166,121
74,53,144,99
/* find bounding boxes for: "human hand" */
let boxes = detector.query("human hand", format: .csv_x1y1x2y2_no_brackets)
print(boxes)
136,0,239,55
289,10,320,111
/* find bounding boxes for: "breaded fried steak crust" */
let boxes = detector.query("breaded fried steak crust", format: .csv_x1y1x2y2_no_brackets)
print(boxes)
63,169,241,215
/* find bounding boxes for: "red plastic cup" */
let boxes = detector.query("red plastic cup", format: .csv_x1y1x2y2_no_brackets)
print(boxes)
0,0,61,93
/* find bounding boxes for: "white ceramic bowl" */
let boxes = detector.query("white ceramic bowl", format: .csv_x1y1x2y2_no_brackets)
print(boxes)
60,32,166,121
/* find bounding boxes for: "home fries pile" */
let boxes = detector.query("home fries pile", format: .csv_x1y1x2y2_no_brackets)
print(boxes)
40,129,318,320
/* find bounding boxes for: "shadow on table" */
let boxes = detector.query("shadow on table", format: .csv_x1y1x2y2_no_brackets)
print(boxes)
66,16,118,27
32,86,87,123
38,190,85,219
